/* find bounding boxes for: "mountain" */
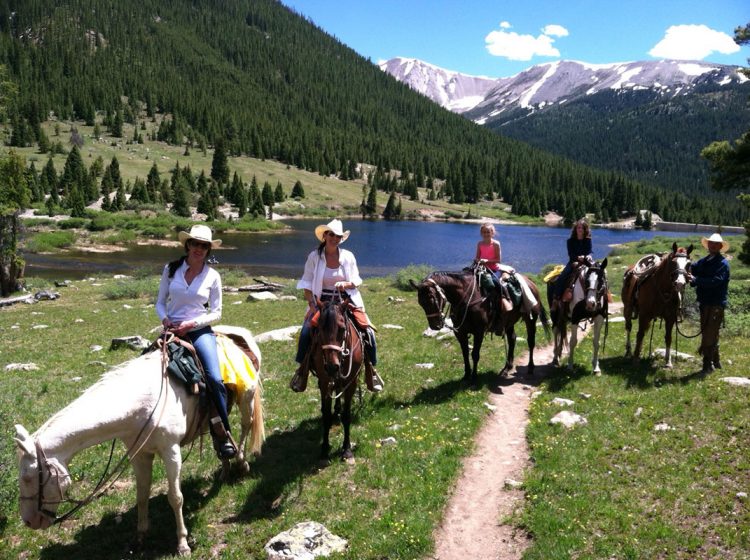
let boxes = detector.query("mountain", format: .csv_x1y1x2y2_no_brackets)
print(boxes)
378,57,497,112
0,0,746,226
381,58,750,196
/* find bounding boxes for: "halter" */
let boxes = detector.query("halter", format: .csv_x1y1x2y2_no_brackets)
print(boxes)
17,441,68,523
423,278,448,320
422,271,478,332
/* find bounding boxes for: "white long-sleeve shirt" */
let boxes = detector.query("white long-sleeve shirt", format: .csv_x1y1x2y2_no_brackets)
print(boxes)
296,247,365,309
156,261,222,331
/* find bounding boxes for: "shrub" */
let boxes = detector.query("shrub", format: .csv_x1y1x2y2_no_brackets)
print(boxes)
58,218,88,229
23,230,75,252
392,264,434,291
102,277,158,300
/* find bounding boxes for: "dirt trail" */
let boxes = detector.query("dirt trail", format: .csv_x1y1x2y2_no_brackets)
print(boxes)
430,307,621,560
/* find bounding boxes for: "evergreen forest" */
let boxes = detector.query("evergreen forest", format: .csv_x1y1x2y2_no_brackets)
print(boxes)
0,0,746,226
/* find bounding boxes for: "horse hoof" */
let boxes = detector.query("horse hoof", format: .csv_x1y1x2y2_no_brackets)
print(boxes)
177,543,191,556
342,454,355,465
236,460,250,474
663,363,673,369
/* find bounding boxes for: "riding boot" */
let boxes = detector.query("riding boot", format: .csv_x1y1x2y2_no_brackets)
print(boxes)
365,361,384,392
290,362,309,392
209,416,236,459
701,356,714,374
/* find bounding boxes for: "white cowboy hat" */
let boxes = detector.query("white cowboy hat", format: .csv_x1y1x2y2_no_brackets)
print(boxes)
178,224,222,248
701,232,729,252
315,219,350,243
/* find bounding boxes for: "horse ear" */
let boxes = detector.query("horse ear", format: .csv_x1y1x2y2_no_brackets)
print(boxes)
687,244,694,256
601,257,608,270
672,241,678,254
409,279,418,290
14,424,35,456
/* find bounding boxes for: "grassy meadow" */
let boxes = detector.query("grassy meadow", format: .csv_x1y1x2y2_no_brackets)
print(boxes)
0,237,748,559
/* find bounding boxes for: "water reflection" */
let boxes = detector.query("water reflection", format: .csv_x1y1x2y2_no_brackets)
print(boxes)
23,219,700,280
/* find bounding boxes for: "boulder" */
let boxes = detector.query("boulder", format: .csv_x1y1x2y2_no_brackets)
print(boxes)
247,291,278,302
265,521,347,560
110,335,150,351
256,326,301,343
720,377,750,387
550,410,587,428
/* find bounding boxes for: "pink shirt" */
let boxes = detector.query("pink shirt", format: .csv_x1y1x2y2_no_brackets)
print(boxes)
478,242,500,271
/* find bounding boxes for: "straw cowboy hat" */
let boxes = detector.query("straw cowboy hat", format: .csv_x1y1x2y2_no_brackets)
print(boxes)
315,219,350,243
178,224,222,248
701,232,729,253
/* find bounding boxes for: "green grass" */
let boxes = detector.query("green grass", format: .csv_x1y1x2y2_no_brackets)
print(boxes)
1,240,748,559
521,237,750,559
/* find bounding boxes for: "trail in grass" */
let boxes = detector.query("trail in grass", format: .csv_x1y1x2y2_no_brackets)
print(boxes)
430,305,622,560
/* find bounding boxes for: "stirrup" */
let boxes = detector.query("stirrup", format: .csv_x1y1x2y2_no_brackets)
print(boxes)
290,366,308,392
366,363,384,392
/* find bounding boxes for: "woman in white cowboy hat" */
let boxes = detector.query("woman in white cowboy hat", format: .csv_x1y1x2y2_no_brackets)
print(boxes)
689,232,731,374
156,224,235,459
290,219,383,393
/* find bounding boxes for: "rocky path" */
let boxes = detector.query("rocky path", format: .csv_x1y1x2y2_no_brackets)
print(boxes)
429,307,620,560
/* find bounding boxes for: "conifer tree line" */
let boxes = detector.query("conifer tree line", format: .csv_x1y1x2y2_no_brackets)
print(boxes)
0,0,745,226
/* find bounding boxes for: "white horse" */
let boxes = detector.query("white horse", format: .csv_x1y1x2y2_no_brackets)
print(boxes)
550,259,609,373
15,325,264,556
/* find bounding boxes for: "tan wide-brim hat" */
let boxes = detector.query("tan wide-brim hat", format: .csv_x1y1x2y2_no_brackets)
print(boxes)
700,233,729,253
178,224,222,248
315,219,350,243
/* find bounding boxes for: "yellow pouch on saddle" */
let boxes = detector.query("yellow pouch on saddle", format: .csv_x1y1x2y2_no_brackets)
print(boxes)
216,334,258,395
543,265,565,284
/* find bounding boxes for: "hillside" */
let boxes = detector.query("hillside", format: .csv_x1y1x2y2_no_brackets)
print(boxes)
0,0,744,225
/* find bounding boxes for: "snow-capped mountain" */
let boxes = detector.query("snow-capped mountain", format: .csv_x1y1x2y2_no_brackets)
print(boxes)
378,57,497,112
380,58,747,122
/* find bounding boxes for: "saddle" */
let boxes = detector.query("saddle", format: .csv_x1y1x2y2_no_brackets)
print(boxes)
623,253,665,309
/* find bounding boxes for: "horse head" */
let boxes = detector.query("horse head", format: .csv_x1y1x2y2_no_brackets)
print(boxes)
412,276,447,330
583,258,608,313
15,424,71,530
669,242,693,295
316,300,356,383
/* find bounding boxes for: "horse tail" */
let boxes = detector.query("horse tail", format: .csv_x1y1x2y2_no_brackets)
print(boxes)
539,304,552,338
249,381,265,455
554,311,569,352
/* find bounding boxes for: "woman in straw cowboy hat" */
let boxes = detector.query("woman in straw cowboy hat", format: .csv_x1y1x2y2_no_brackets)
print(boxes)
689,232,731,374
290,218,383,393
156,224,235,459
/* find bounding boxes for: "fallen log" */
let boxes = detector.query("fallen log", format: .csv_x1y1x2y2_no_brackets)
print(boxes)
0,294,34,307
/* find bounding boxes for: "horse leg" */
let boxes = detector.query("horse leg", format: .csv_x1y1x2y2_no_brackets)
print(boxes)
525,316,537,375
320,394,333,461
567,323,579,370
340,394,354,464
591,315,604,374
551,324,562,367
457,333,472,381
664,320,674,368
500,327,515,376
233,389,252,474
471,331,484,385
633,316,649,362
624,307,633,358
131,451,154,547
162,443,190,556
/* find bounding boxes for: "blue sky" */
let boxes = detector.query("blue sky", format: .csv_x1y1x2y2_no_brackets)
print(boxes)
281,0,749,77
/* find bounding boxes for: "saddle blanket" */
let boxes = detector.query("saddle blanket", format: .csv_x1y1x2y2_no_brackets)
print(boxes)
216,333,258,394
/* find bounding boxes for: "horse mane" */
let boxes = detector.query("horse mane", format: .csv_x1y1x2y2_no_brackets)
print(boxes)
36,351,163,435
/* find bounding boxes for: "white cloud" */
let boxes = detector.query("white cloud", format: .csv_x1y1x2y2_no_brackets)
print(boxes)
500,21,511,29
542,24,568,38
485,23,565,61
649,24,740,60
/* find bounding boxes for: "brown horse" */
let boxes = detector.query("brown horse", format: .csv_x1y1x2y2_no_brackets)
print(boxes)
310,297,364,463
412,267,549,385
622,242,693,367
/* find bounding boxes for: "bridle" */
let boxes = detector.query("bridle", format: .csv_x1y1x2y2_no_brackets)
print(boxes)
422,277,449,324
420,272,478,332
18,442,69,523
584,265,608,312
318,298,363,399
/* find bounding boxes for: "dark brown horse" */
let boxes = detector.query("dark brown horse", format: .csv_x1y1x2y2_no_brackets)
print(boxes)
547,259,609,373
622,242,693,367
412,267,550,385
310,298,364,463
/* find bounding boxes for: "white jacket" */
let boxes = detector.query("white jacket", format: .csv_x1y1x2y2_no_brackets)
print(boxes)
297,247,365,309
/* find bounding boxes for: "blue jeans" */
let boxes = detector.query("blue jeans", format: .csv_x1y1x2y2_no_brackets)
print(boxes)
188,326,230,432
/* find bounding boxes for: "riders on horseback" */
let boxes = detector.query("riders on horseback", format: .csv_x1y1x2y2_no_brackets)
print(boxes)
551,219,593,312
475,222,513,315
290,219,383,393
156,224,236,460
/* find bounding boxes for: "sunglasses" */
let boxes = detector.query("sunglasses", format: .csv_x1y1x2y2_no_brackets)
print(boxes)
189,240,211,250
327,232,343,239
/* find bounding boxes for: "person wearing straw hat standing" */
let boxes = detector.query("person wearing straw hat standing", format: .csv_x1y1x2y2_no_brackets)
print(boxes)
689,232,730,374
290,219,383,393
156,224,235,459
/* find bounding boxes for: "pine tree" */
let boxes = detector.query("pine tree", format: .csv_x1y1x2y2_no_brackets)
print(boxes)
291,180,305,198
274,181,284,202
383,191,398,220
146,163,161,202
171,176,191,217
210,138,230,185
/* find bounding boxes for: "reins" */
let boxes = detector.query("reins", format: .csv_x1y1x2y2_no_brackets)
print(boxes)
30,332,175,526
425,270,480,333
319,295,364,399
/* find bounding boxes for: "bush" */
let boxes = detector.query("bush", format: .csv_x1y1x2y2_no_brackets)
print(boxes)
102,277,159,300
23,230,75,252
58,218,88,229
88,213,117,231
392,264,434,291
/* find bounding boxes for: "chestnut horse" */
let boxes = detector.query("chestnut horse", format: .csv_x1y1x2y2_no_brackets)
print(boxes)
311,298,364,463
412,268,549,385
622,242,693,367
